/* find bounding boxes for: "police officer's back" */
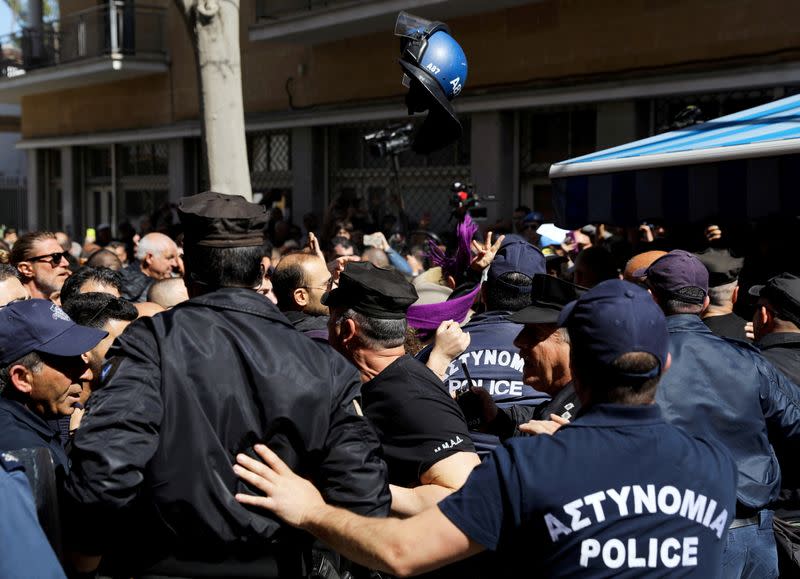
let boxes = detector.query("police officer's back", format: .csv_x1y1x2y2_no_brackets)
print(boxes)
63,192,390,576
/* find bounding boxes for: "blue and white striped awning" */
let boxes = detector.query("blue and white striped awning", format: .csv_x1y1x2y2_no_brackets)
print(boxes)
549,93,800,228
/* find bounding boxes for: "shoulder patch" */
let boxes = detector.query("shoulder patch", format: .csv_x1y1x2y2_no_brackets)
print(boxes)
100,357,123,387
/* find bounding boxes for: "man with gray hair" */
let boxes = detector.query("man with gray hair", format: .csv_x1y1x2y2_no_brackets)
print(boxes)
695,248,747,341
325,261,479,516
119,232,179,303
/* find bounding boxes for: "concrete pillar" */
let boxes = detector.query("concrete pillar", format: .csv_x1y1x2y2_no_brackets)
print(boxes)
60,146,74,236
291,126,322,229
595,101,638,150
168,138,186,203
470,111,516,226
25,149,39,230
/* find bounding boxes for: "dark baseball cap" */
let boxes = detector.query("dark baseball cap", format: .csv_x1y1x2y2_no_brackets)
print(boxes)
694,248,744,287
487,238,545,293
179,191,267,248
749,273,800,327
0,299,107,366
636,250,709,304
508,274,587,324
558,279,669,380
323,261,418,320
522,211,544,225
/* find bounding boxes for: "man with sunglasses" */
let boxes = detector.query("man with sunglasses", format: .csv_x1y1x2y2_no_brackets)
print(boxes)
0,299,105,475
10,231,72,302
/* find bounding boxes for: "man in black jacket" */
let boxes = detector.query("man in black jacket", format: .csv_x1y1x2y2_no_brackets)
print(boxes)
272,251,331,341
63,192,390,577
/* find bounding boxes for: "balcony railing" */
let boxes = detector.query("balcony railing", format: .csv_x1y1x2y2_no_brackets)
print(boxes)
256,0,360,21
0,2,166,79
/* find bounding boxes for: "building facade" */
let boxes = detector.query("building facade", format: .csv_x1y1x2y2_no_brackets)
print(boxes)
3,0,800,236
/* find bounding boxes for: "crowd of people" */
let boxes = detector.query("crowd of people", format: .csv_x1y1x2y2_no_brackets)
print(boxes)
0,191,798,579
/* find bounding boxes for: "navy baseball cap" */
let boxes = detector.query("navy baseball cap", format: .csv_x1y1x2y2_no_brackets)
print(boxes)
487,238,545,293
558,279,669,380
636,250,709,305
0,299,107,366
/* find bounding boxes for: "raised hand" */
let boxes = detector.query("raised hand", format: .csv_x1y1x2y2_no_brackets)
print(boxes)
470,231,505,272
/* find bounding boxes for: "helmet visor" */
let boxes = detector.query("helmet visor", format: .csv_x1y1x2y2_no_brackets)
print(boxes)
395,11,434,39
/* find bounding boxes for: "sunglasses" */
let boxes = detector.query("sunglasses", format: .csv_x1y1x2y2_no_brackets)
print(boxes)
27,251,69,265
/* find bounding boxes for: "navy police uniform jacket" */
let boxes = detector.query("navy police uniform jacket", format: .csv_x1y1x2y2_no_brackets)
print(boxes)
417,311,549,454
0,453,65,578
656,315,800,510
63,288,390,566
0,397,69,475
438,404,737,577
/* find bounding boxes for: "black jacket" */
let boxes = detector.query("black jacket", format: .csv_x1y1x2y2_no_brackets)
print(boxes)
64,288,389,565
759,332,800,385
119,263,153,303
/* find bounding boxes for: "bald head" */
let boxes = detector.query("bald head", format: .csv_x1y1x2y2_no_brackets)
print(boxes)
86,249,122,271
147,277,189,309
135,301,165,318
137,233,179,280
624,250,668,283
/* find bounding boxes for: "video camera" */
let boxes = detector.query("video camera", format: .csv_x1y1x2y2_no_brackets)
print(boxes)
364,123,414,158
450,181,478,209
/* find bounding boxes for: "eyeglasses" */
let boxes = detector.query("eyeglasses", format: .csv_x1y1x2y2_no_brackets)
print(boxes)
27,251,69,265
303,278,332,291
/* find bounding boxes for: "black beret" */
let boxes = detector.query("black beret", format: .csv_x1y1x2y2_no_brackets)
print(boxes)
323,261,417,320
694,248,744,287
508,274,587,324
178,191,267,248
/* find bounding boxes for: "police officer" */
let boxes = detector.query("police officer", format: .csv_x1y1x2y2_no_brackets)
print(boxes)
0,452,65,578
469,274,586,439
324,261,479,516
418,237,549,455
233,279,738,578
63,192,390,577
641,251,800,578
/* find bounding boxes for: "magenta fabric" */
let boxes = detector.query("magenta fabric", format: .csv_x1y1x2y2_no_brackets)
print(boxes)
407,283,481,331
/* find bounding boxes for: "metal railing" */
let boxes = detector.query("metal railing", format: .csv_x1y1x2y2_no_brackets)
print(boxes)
255,0,363,20
0,2,166,79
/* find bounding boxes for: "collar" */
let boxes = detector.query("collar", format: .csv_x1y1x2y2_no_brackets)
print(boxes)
0,397,61,440
666,313,712,334
570,403,663,428
182,287,295,329
758,332,800,350
466,310,517,325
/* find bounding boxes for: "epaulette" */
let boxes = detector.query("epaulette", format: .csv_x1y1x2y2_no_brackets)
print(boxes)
0,451,25,473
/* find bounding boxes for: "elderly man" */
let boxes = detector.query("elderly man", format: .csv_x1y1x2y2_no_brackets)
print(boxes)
470,275,585,438
119,232,179,303
0,264,29,307
325,261,480,515
640,250,800,579
0,300,104,475
695,248,747,341
271,252,331,340
10,231,72,301
63,192,389,577
234,280,738,578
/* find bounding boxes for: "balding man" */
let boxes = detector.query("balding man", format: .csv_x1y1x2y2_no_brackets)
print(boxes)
148,277,189,309
272,252,330,340
119,232,179,302
86,249,123,271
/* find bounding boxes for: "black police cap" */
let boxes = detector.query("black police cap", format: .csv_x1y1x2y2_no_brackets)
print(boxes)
749,273,800,327
508,274,587,324
178,191,267,248
323,261,418,320
694,248,744,287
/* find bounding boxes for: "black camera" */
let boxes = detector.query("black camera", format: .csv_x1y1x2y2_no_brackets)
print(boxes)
364,123,414,158
450,181,477,209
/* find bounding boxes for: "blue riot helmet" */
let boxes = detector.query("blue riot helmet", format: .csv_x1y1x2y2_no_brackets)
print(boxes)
395,12,468,154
